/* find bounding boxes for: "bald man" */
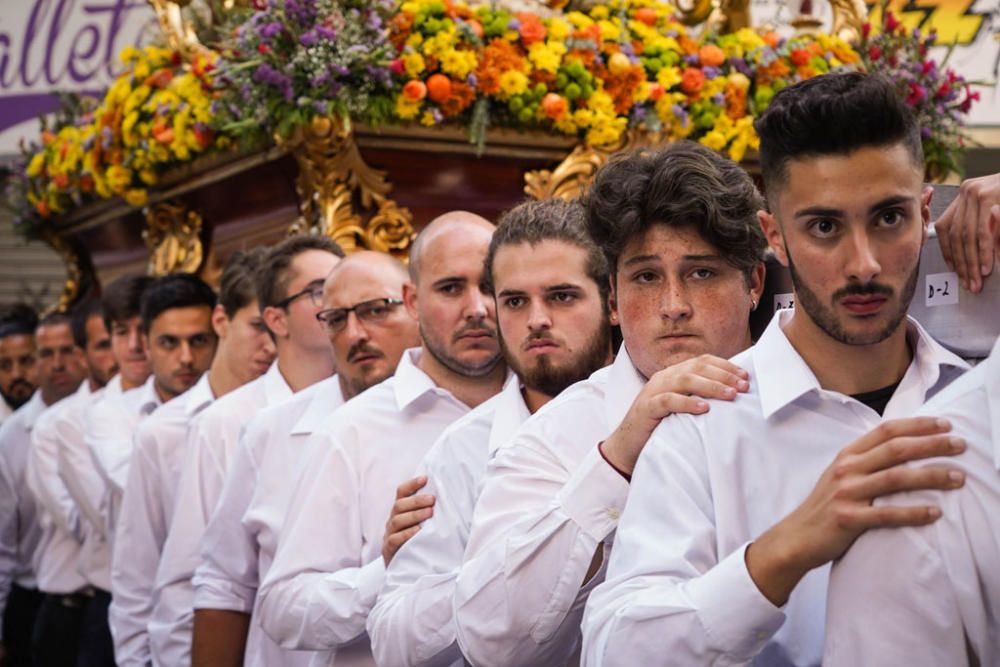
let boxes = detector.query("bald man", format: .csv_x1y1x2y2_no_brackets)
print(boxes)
257,213,507,664
190,251,421,667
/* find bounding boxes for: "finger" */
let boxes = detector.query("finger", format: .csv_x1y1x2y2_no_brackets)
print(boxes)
982,204,1000,278
935,197,958,269
653,360,750,395
842,503,942,532
650,393,710,418
392,494,436,515
840,417,951,456
950,194,971,289
963,195,982,292
839,463,965,501
672,375,743,403
857,432,964,473
387,506,434,533
395,475,428,499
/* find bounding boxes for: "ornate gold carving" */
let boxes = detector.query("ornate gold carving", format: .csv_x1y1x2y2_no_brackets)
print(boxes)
41,232,85,313
142,201,205,276
148,1,202,57
285,116,416,258
524,129,663,201
829,0,870,41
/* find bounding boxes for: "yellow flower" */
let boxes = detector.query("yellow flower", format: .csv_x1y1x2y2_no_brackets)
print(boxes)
440,49,478,79
591,5,610,19
565,11,594,30
105,165,131,194
700,130,727,151
586,114,626,145
403,52,426,78
420,110,437,127
401,1,418,13
597,19,620,42
657,67,682,90
395,94,422,120
406,32,424,48
528,41,566,74
139,169,157,186
123,188,147,207
498,70,529,99
547,18,570,41
26,153,45,178
736,28,766,51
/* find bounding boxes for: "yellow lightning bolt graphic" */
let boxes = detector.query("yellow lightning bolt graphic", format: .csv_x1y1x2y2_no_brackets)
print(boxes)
868,0,985,46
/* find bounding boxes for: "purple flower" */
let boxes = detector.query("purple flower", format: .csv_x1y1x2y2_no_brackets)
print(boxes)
313,100,328,114
703,66,721,79
431,108,444,123
316,25,336,40
367,12,383,31
300,29,318,46
508,18,521,30
672,103,689,127
683,54,699,64
729,57,752,76
257,22,283,40
285,0,317,27
253,63,294,101
921,126,932,139
712,92,725,105
666,30,678,38
101,126,113,150
467,73,478,87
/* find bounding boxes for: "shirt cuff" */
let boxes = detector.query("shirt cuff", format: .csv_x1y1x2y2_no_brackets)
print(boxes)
357,557,387,609
555,446,630,543
686,542,785,660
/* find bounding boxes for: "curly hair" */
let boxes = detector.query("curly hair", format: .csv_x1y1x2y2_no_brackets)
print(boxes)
582,141,766,283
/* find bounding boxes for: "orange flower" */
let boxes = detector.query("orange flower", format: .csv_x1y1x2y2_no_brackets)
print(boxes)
403,80,428,101
680,68,705,95
724,86,747,119
517,13,546,45
476,39,526,95
53,173,70,189
36,201,51,217
762,31,781,48
789,48,810,66
79,174,95,193
541,92,568,119
427,74,453,103
144,68,174,89
698,44,726,67
679,35,699,55
442,81,476,117
634,7,657,26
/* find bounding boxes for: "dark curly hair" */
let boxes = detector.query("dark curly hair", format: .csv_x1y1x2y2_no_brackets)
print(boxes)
583,141,766,283
482,198,609,309
755,72,922,198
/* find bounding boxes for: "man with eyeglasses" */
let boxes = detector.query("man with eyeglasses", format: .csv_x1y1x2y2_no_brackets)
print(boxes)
148,236,343,667
190,250,421,666
257,211,507,664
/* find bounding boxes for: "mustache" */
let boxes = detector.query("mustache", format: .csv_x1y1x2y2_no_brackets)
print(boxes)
347,342,384,363
453,322,496,341
832,282,894,300
7,378,34,392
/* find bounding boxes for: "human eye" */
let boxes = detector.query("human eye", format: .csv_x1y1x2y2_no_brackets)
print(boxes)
327,312,348,329
808,218,839,239
159,337,177,350
502,296,526,309
191,334,212,347
548,291,578,304
689,267,716,280
438,282,463,296
631,270,660,284
0,360,11,372
875,208,905,228
360,302,390,319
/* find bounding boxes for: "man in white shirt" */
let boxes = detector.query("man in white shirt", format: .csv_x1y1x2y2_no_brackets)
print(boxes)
257,211,507,663
18,312,89,664
453,142,763,667
27,300,118,666
0,304,39,425
582,72,970,666
368,197,619,667
823,335,999,665
149,235,343,666
111,251,275,667
192,251,419,667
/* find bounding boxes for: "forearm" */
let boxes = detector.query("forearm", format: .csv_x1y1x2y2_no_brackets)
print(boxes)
369,572,463,667
191,609,250,667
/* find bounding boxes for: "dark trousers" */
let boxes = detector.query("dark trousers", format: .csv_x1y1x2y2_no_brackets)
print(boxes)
2,583,44,667
78,589,114,667
31,591,86,667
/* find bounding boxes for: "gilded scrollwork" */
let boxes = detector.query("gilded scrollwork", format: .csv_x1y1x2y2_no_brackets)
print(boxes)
285,116,415,259
40,232,88,313
143,201,205,276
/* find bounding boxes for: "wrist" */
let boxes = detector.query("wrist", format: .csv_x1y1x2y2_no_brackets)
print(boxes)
745,526,810,608
598,438,632,481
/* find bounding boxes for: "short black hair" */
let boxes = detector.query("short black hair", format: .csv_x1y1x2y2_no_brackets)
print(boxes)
483,198,609,309
37,311,72,331
755,72,923,197
219,248,270,319
102,274,155,333
583,141,767,282
140,273,217,332
0,303,39,339
256,235,344,309
70,298,104,349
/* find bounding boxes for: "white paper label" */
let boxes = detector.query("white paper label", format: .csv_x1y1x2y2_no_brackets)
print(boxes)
925,272,959,307
773,293,795,311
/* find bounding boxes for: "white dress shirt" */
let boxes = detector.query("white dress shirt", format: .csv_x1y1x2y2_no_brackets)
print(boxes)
86,375,162,543
581,311,968,667
149,361,291,667
193,375,344,667
26,381,93,594
63,375,122,593
111,374,214,667
0,391,47,632
823,335,1000,667
258,349,475,665
0,399,13,425
368,375,528,667
453,349,637,667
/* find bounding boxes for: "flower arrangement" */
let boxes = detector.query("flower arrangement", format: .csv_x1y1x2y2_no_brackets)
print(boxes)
211,0,398,143
859,6,980,179
388,0,862,158
12,45,223,231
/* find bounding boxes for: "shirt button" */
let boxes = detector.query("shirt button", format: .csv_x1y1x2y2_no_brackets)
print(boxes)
756,631,769,641
607,508,620,520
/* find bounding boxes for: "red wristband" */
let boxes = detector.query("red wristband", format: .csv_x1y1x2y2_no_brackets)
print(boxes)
597,440,631,482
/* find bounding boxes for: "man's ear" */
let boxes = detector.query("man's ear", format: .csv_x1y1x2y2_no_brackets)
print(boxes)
403,282,419,321
758,209,788,267
749,262,766,307
920,185,933,246
211,304,229,339
607,275,620,326
261,305,288,340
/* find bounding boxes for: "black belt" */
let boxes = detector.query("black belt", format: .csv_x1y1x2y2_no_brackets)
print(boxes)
45,586,96,609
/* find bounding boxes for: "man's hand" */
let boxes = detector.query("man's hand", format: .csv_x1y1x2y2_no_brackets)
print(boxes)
601,354,749,476
746,417,966,607
382,475,435,565
936,173,1000,293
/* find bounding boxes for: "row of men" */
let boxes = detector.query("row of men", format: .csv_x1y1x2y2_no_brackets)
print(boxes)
0,70,998,667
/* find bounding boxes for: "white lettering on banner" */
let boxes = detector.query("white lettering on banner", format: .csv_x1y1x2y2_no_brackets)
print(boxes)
925,271,961,307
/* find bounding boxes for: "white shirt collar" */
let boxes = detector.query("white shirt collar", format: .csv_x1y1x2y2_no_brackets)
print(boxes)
21,390,47,430
392,348,441,410
754,309,969,419
104,374,124,397
263,360,293,405
184,373,215,418
488,375,532,455
137,375,163,416
605,344,646,428
291,375,345,436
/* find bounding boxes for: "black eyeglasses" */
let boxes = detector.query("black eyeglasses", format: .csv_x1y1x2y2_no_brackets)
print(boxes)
275,280,325,310
315,298,404,333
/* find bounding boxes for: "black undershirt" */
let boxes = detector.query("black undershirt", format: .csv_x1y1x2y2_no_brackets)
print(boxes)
851,381,902,416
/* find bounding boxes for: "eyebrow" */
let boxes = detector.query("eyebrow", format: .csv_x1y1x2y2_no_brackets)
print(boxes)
432,276,466,287
794,195,917,220
544,283,585,292
623,254,726,266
